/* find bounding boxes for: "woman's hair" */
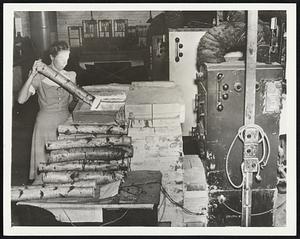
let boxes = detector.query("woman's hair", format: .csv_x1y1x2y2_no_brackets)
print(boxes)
49,41,69,57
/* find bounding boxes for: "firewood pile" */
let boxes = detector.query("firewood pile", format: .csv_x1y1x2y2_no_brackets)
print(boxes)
12,120,133,201
12,84,133,201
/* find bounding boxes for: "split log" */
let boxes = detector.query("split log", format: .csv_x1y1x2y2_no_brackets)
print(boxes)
44,179,99,188
38,161,127,173
11,179,98,191
48,146,133,163
42,171,124,184
45,136,132,150
57,124,127,135
11,185,95,201
57,134,114,140
36,62,95,105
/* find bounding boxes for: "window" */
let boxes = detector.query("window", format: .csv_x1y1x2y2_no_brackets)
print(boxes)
113,19,128,38
98,20,112,38
67,26,82,47
82,19,98,38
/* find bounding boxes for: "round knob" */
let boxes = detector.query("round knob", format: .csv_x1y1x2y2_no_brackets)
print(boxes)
222,93,229,100
222,84,229,91
234,82,242,92
217,104,224,111
179,43,183,48
175,37,180,43
217,73,224,80
175,56,180,62
179,52,183,57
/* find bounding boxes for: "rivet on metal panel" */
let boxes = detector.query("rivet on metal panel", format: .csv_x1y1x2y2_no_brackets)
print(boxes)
234,82,242,92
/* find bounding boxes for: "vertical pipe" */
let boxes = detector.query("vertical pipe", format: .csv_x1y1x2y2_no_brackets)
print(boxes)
29,11,58,57
244,10,258,125
241,10,258,227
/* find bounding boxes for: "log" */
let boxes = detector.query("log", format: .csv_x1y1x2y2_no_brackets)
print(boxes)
38,161,127,173
48,146,133,163
45,136,132,150
44,179,98,188
12,179,98,190
57,133,113,140
36,62,95,105
57,124,128,135
42,171,124,184
11,185,95,201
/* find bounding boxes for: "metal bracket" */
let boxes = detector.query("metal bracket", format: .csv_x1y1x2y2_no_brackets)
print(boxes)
243,158,259,173
243,127,259,173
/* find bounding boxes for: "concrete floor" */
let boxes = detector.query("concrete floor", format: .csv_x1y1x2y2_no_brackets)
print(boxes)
10,94,286,227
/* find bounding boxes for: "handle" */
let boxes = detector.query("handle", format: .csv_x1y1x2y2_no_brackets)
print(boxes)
174,37,183,62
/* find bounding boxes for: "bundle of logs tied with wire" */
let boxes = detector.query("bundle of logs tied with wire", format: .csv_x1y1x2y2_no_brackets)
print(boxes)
12,121,133,201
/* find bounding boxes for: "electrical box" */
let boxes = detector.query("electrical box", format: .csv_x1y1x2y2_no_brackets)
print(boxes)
195,61,284,226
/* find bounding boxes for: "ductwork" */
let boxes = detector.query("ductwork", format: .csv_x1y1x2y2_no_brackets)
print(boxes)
29,11,58,56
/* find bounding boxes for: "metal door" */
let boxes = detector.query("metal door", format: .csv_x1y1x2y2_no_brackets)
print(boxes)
169,29,206,136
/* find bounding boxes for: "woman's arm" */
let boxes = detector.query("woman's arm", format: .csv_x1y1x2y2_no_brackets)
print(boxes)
17,60,41,104
67,71,78,112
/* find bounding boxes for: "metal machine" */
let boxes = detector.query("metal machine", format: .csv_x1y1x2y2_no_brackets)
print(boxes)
193,61,283,226
169,28,207,136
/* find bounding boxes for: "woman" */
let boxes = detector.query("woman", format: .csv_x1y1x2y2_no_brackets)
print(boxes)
18,41,76,184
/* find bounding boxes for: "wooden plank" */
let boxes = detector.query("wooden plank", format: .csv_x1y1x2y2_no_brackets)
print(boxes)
183,191,208,223
128,117,182,128
82,83,131,92
183,155,207,191
125,84,185,121
131,81,176,88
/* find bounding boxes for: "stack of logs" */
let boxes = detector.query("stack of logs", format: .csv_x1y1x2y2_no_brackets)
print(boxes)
12,119,133,201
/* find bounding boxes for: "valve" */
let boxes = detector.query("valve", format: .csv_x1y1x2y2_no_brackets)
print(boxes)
234,82,243,92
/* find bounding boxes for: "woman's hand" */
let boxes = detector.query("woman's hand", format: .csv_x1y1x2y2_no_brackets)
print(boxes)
28,59,42,78
18,59,43,104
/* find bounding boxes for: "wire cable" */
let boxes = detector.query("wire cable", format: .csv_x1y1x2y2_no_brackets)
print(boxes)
225,124,271,188
222,199,286,217
62,208,76,226
100,209,129,226
160,186,205,216
158,193,167,222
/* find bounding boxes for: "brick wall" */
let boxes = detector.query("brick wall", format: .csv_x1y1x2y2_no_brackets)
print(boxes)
57,11,162,43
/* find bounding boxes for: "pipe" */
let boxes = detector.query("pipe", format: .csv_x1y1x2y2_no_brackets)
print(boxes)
29,12,58,56
241,10,258,228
